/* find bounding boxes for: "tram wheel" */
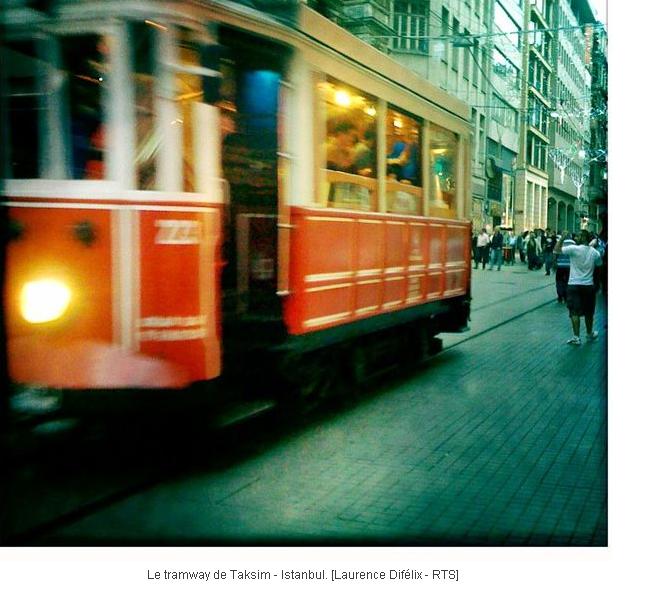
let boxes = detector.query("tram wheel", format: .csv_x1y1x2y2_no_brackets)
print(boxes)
277,348,340,413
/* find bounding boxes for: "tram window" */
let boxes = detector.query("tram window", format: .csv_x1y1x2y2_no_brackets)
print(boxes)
386,108,422,216
318,78,377,211
177,29,203,192
217,54,280,209
60,35,108,179
386,108,421,186
3,40,41,179
132,22,158,190
428,124,458,216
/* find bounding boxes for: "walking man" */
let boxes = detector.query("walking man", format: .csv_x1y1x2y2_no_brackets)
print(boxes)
489,227,504,271
507,230,517,265
474,229,490,269
554,230,603,345
516,232,525,263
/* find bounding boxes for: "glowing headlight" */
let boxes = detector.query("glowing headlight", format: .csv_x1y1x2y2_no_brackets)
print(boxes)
20,279,72,324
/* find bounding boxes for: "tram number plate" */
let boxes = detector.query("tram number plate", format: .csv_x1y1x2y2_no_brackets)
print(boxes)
155,219,200,245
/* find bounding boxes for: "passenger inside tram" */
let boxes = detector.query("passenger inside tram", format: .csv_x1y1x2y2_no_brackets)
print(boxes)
321,79,377,210
352,127,376,177
325,121,357,173
386,113,420,186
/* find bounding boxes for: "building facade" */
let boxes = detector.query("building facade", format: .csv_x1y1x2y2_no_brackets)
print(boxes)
586,23,607,234
545,0,595,234
485,0,523,231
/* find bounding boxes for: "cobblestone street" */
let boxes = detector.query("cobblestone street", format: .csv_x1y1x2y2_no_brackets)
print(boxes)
46,266,607,546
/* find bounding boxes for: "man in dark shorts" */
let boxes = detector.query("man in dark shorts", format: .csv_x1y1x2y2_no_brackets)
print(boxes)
554,230,603,345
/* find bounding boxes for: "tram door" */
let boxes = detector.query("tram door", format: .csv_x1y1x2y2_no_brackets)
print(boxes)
218,29,288,363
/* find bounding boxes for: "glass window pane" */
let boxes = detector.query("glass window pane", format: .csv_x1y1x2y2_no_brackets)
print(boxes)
318,78,378,211
60,34,108,179
428,124,458,216
386,107,422,215
386,108,420,185
176,29,203,192
3,40,41,178
132,22,158,189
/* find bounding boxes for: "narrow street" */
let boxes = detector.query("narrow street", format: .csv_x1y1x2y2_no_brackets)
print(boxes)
16,266,606,546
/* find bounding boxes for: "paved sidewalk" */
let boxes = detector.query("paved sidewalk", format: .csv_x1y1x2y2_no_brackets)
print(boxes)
444,261,557,347
48,277,607,546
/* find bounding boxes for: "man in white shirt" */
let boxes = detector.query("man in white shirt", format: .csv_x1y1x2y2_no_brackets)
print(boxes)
554,230,603,345
474,229,490,270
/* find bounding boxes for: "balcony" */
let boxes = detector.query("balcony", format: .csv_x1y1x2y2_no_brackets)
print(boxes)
339,1,394,36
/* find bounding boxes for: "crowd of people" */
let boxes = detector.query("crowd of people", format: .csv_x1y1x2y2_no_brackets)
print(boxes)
473,226,607,344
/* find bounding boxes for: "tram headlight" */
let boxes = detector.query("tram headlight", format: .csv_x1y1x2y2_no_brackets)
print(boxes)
20,279,72,324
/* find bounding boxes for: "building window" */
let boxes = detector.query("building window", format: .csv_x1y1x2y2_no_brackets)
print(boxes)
529,57,550,97
492,47,520,93
492,94,518,131
462,29,471,80
527,133,547,171
529,16,551,59
494,4,521,49
441,6,450,64
452,17,460,72
472,40,480,87
393,1,429,53
528,93,549,136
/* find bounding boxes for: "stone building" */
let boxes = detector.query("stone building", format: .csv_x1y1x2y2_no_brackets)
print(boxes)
545,0,596,234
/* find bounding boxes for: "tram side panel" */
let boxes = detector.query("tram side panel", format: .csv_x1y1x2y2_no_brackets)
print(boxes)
284,206,471,337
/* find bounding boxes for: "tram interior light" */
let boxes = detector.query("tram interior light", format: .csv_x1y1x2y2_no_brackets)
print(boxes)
20,279,72,324
334,89,352,107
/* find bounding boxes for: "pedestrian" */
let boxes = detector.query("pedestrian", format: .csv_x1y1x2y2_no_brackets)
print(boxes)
516,231,525,263
505,230,516,265
535,229,544,267
526,232,538,270
554,230,603,345
591,233,606,293
489,227,504,271
599,221,608,296
474,229,490,269
543,228,555,276
555,236,575,303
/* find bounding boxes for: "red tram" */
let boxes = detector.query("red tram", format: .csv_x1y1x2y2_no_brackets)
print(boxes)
2,0,472,414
